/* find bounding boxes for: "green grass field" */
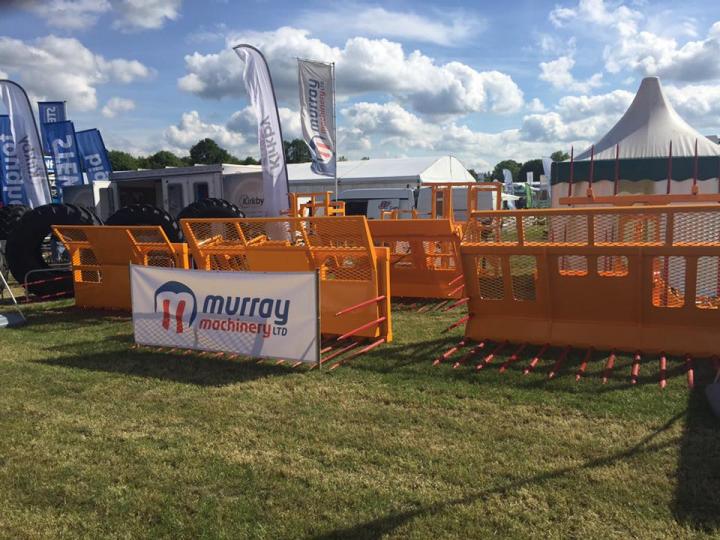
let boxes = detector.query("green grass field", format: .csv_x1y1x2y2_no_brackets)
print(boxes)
1,300,718,539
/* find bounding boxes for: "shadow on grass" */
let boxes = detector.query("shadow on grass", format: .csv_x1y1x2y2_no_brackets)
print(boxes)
39,347,296,387
23,305,131,328
354,338,719,392
672,389,720,531
21,305,295,386
313,411,688,539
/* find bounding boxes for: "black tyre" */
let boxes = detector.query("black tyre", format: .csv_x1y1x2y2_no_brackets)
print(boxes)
105,204,181,242
177,198,245,221
6,203,101,297
0,204,28,241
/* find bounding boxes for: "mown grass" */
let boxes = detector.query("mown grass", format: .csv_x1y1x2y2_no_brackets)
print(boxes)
0,300,718,539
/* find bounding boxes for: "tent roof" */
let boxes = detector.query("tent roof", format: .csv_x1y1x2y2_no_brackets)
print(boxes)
575,77,720,160
287,156,474,184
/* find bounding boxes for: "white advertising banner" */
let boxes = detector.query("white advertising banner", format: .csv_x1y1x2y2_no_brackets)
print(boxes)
0,80,51,207
131,266,320,364
233,45,289,217
298,59,336,177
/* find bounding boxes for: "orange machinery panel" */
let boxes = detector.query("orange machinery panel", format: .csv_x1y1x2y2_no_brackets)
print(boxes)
460,205,720,357
53,225,189,310
181,216,392,342
368,218,464,299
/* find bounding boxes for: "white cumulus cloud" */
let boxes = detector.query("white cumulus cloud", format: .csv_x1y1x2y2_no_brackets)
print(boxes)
550,0,720,82
539,54,603,93
340,101,567,169
226,106,301,141
518,80,720,145
0,35,152,111
101,96,135,117
164,110,248,156
21,0,111,30
296,5,484,47
112,0,182,31
178,27,524,116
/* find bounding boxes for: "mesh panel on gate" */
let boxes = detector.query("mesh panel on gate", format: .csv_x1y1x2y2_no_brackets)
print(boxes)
463,216,516,244
695,256,720,309
60,228,89,242
423,240,456,270
558,255,588,276
521,216,549,243
475,255,504,300
546,215,588,245
319,254,372,281
597,255,629,277
510,255,537,301
184,218,375,284
78,247,101,283
616,214,666,245
127,227,184,268
673,212,720,246
652,256,685,308
387,240,414,268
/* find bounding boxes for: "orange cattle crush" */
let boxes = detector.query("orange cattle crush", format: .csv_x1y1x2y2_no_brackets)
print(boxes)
181,216,392,343
53,225,189,310
459,205,720,357
368,218,464,299
288,192,345,217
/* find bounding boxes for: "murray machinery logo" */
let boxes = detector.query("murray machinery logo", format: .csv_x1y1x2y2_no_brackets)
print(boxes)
153,280,291,339
310,136,333,164
307,77,333,165
154,281,197,334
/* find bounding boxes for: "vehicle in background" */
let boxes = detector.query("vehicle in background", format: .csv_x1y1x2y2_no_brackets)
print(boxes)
339,184,501,221
338,188,415,219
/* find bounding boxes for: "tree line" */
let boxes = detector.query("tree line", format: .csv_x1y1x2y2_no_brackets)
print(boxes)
486,150,569,182
109,137,571,182
109,138,259,171
109,138,325,171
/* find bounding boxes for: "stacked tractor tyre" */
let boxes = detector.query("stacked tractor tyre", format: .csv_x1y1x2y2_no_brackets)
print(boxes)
105,204,182,242
0,204,29,241
5,203,101,297
177,198,244,222
104,198,244,242
2,198,244,300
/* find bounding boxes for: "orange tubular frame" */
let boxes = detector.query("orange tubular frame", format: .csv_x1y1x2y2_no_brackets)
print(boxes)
53,225,189,310
181,216,392,343
460,205,720,357
288,191,345,217
368,218,465,299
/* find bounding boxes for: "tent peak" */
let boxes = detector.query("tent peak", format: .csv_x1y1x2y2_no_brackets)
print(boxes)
575,76,720,160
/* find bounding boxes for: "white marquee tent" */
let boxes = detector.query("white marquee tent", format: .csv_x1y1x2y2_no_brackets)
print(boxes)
552,77,720,205
288,156,475,192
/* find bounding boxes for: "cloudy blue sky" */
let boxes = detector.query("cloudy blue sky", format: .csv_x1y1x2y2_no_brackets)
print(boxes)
1,0,720,170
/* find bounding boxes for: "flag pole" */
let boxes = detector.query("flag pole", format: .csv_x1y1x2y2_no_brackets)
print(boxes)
332,61,338,203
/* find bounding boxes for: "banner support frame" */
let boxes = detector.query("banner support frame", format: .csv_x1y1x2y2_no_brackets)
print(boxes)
332,61,338,203
315,268,321,369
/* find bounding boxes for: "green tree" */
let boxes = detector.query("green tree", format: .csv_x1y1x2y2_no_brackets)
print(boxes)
283,139,312,164
189,138,235,165
108,150,138,171
517,159,544,183
238,156,260,165
338,156,348,162
491,159,522,182
138,150,187,169
551,150,570,162
467,169,480,181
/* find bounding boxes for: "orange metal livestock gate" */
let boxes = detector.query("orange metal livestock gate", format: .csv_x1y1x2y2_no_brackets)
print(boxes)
460,205,720,357
181,216,392,346
368,219,464,299
52,225,189,310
